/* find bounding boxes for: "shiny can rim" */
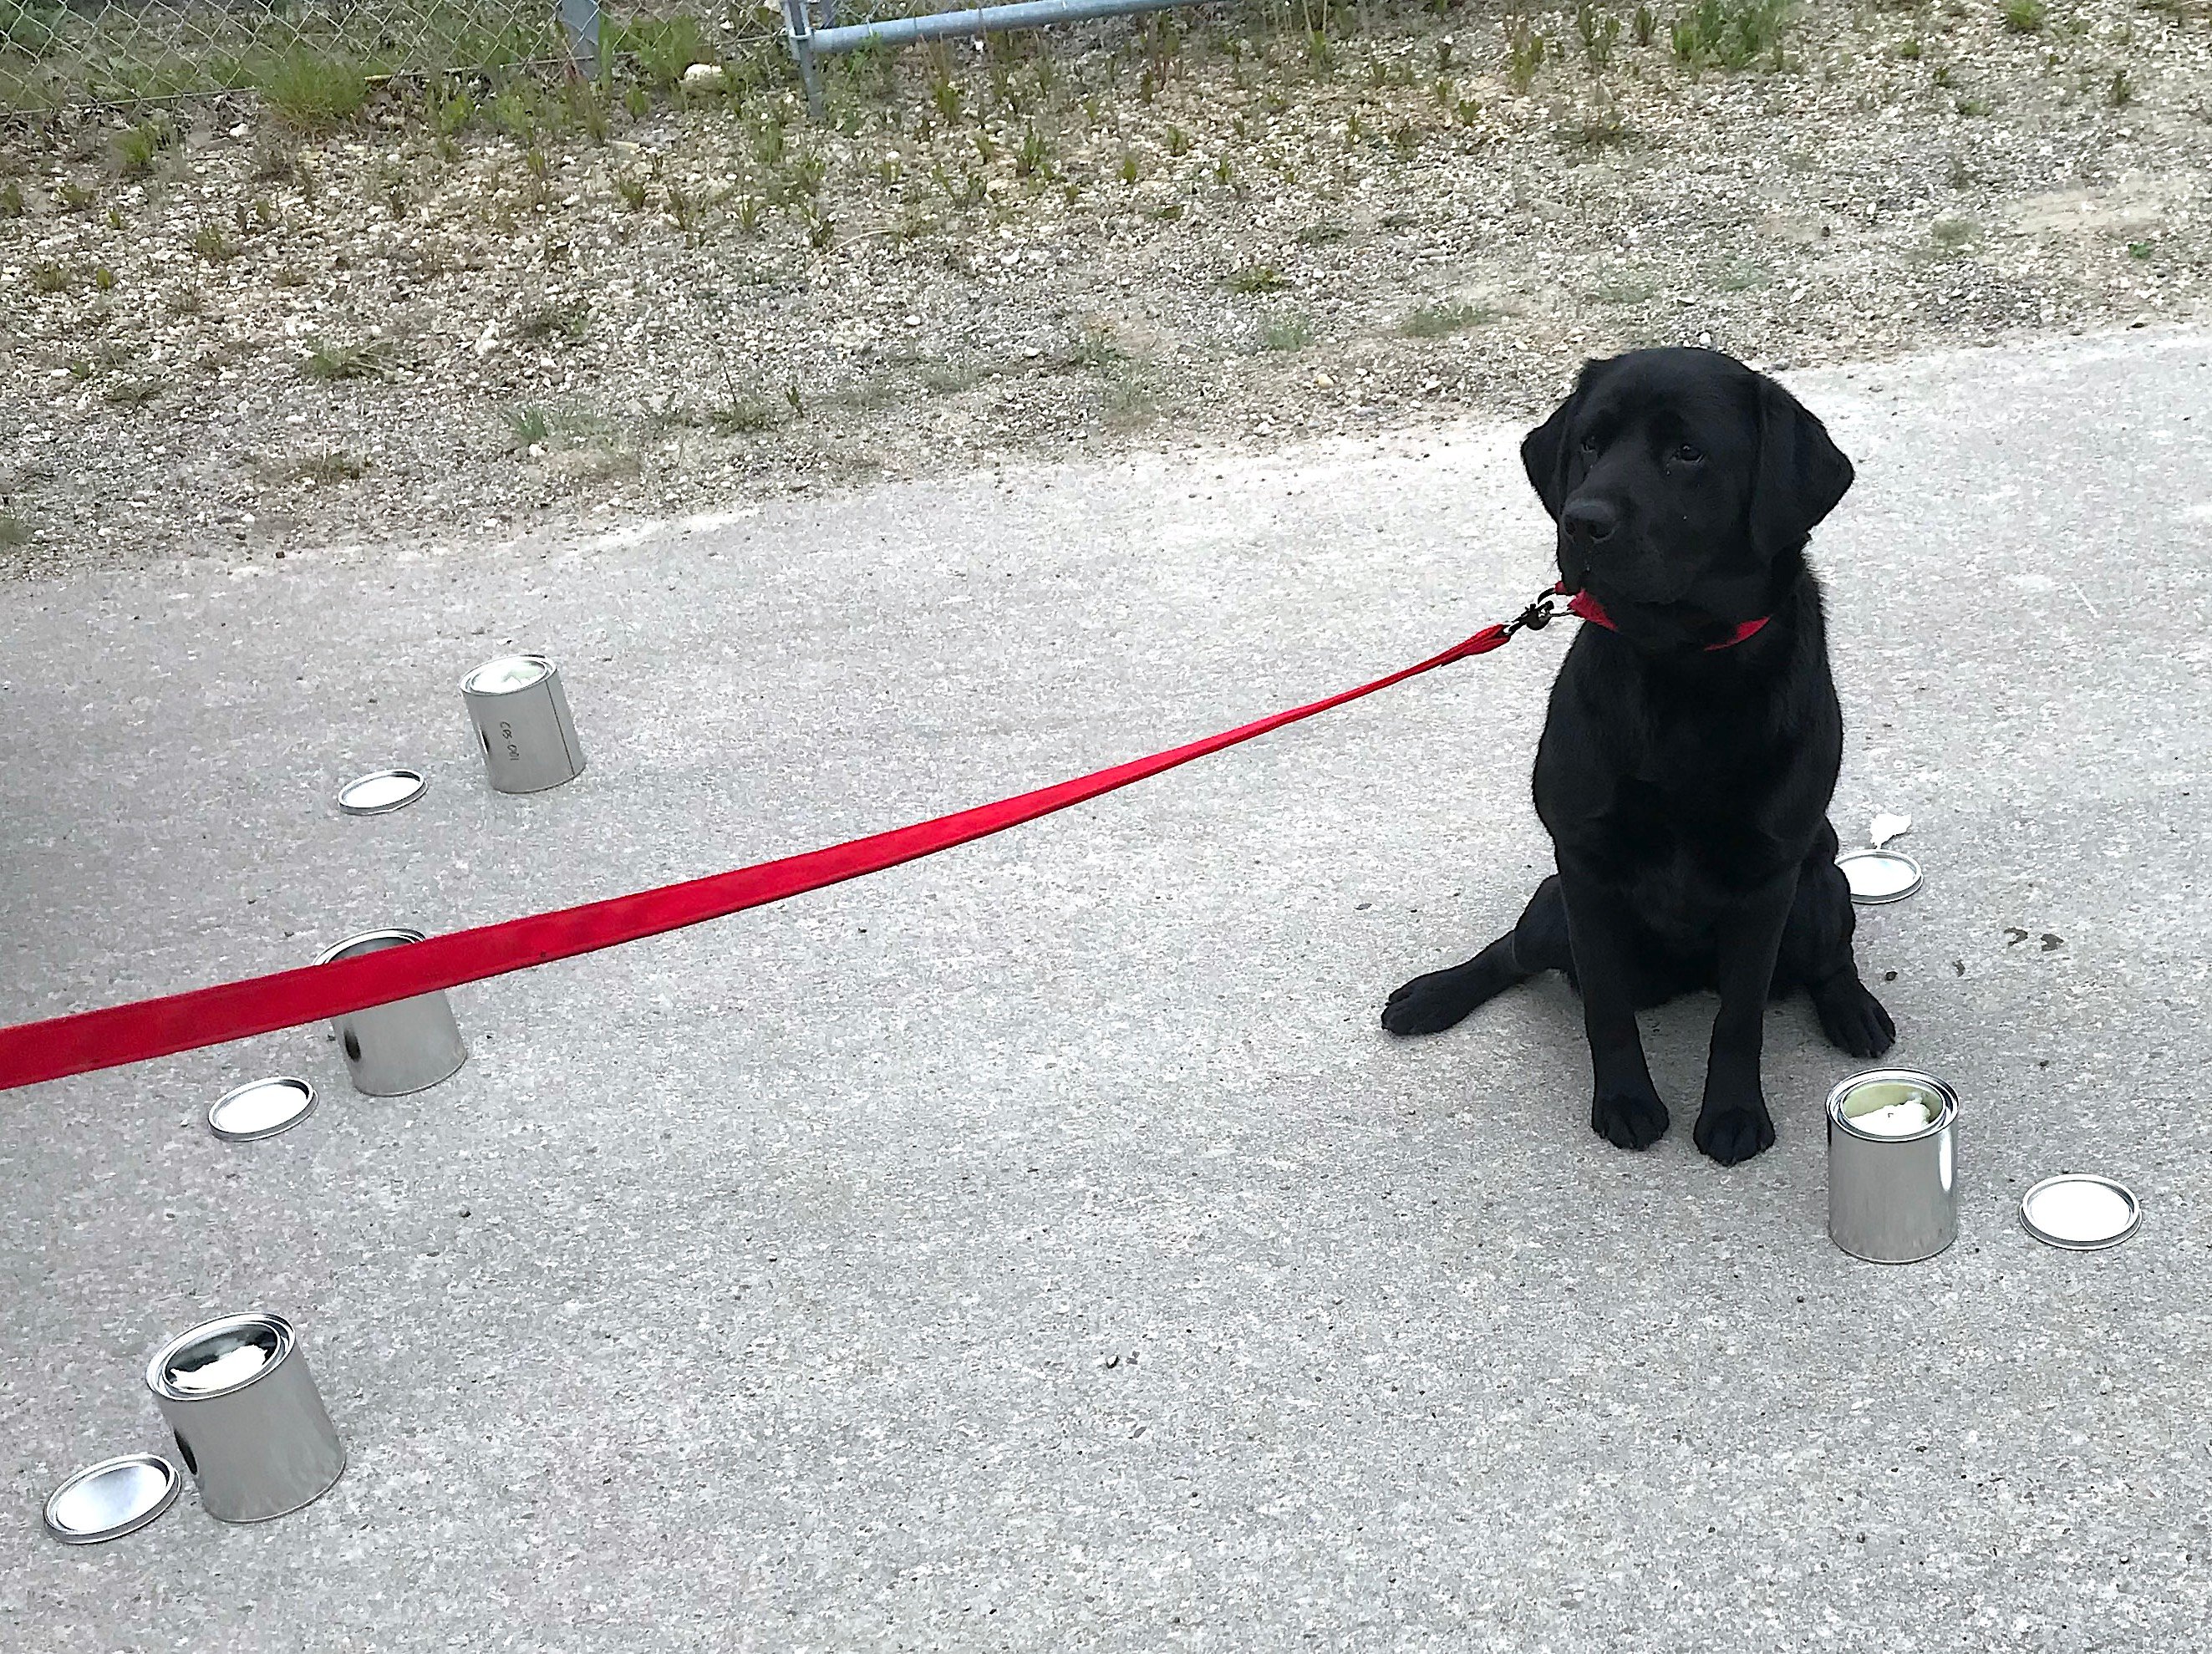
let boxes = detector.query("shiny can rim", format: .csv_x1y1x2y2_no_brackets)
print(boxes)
206,1076,318,1143
43,1453,181,1545
337,768,428,817
2019,1173,2141,1251
1826,1068,1959,1143
1837,847,1923,905
145,1311,297,1402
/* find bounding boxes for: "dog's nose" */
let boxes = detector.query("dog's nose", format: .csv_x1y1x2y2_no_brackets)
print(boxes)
1562,499,1618,544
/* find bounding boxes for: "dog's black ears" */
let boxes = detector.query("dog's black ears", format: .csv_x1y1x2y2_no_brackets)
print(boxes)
1519,368,1592,522
1751,375,1854,558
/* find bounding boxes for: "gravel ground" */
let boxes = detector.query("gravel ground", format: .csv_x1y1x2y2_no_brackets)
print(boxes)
2,0,2208,576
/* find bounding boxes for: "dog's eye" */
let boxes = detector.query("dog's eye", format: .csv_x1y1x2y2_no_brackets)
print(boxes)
1577,433,1599,455
1675,443,1705,464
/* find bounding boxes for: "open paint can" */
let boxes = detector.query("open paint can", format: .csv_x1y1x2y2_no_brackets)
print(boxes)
1826,1069,1959,1264
145,1312,345,1524
462,654,585,794
317,928,467,1097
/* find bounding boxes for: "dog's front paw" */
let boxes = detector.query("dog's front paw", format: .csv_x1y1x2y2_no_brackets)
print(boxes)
1813,978,1896,1059
1591,1086,1670,1151
1381,969,1478,1036
1693,1092,1777,1166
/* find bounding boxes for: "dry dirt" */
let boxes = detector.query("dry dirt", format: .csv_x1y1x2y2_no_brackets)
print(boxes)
3,0,2208,577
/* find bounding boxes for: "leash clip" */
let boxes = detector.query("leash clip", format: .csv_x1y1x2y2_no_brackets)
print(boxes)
1508,588,1566,637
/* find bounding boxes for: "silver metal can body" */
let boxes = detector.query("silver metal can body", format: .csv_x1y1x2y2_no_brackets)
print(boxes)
145,1312,345,1524
1826,1069,1960,1264
318,928,468,1096
461,654,586,794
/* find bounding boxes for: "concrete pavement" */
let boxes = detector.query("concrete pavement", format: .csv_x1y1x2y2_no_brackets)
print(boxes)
3,328,2209,1651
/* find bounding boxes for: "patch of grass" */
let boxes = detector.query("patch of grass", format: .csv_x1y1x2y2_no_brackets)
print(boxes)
1070,323,1125,371
615,173,650,211
0,514,30,549
504,405,552,446
114,118,177,180
918,359,984,395
1299,218,1350,245
1166,125,1192,156
1670,0,1792,69
29,262,71,294
1401,299,1499,336
666,183,709,243
1589,274,1661,303
2127,240,2154,258
92,264,116,291
1634,2,1659,43
1930,216,1981,253
1898,34,1923,56
56,180,96,214
930,72,963,124
1559,106,1632,148
104,378,162,407
294,450,367,482
1014,126,1052,179
1226,263,1287,293
0,180,22,218
707,394,785,435
1259,313,1314,351
2001,0,2046,28
2107,69,2132,106
1578,1,1625,68
517,302,588,343
624,14,709,90
302,337,398,380
257,53,371,134
252,141,299,183
191,224,236,263
1506,21,1547,94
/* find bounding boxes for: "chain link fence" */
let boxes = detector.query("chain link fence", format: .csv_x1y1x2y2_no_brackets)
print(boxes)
0,0,768,114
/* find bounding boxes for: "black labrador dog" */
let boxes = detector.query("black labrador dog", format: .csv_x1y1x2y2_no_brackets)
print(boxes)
1382,347,1894,1165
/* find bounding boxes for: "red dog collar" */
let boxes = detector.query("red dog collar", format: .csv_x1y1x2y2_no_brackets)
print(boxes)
1556,583,1770,651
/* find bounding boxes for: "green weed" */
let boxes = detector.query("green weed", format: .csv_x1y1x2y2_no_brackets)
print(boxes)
257,53,371,134
302,338,398,380
1401,299,1498,337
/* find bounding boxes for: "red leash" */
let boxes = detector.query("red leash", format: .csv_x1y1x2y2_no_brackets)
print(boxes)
0,588,1573,1092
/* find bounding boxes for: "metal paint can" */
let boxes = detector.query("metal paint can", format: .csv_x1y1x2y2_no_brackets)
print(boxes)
1826,1068,1959,1264
461,654,585,794
317,928,467,1097
145,1312,345,1524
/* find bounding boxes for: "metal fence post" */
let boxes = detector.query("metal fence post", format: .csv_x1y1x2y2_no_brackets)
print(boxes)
782,0,824,116
559,0,602,78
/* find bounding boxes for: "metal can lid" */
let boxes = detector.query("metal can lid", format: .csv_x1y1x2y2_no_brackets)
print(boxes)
338,768,427,816
1838,847,1923,905
43,1453,181,1545
207,1076,316,1143
2020,1174,2140,1250
462,654,552,695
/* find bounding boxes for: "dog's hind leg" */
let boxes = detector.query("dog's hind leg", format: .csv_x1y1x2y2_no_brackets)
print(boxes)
1780,826,1897,1058
1381,876,1569,1036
